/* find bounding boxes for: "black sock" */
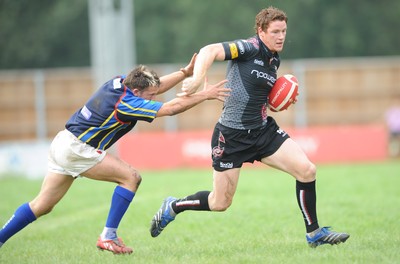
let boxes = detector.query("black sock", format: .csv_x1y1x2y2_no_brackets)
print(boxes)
171,191,211,214
296,180,319,233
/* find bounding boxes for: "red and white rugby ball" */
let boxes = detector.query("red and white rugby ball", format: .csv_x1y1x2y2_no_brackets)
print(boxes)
268,74,299,112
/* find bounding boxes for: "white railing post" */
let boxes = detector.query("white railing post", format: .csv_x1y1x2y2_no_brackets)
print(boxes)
34,69,47,140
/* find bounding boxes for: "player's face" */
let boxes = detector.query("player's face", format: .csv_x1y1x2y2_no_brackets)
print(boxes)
133,86,159,100
258,20,287,53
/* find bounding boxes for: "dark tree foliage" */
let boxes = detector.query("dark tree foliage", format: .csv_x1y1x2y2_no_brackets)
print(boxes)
0,0,89,69
0,0,398,69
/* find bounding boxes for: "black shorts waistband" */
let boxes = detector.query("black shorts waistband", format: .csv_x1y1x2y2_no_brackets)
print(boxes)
217,122,267,134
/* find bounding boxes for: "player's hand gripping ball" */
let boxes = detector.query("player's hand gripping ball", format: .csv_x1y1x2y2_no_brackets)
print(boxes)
268,74,299,112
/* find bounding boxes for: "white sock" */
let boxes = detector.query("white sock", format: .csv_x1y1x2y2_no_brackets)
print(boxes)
100,227,118,240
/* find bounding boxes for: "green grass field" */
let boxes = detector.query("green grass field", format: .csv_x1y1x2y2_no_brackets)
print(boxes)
0,160,399,264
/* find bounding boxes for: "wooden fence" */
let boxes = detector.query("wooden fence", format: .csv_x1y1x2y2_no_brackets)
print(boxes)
0,56,399,141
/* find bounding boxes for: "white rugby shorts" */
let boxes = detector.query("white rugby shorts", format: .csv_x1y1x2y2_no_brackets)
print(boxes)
48,129,106,177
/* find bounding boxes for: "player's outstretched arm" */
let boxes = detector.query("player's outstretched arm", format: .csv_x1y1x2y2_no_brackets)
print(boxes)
157,53,197,95
156,78,230,117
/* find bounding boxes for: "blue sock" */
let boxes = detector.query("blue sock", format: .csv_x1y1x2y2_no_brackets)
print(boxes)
105,186,135,228
0,203,37,245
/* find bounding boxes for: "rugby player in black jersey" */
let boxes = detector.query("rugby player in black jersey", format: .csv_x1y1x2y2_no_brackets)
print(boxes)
150,6,349,248
0,55,230,254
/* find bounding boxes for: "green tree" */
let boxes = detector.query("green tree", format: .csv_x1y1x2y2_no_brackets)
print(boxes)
0,0,398,69
0,0,89,69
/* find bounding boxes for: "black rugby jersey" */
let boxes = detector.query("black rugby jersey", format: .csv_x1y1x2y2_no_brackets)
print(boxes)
220,35,280,130
66,76,163,150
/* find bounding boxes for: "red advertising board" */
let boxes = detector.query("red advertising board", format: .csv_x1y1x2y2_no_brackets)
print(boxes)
118,125,387,170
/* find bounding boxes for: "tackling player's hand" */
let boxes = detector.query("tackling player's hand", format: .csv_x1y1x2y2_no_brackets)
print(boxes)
180,53,197,78
202,78,230,102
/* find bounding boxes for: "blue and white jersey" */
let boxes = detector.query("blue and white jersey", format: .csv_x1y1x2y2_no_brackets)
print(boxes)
66,76,163,150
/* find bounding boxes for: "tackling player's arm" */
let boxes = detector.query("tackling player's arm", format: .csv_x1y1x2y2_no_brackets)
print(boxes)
156,79,230,117
157,53,197,95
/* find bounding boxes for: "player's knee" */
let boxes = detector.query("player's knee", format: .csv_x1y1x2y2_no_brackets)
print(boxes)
130,169,142,189
308,162,317,179
298,161,316,182
120,168,142,191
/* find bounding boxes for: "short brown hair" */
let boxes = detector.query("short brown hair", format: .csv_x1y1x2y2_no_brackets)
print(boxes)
254,6,288,33
123,65,160,91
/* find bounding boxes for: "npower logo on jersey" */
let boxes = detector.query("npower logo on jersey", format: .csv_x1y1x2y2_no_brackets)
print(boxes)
250,69,276,83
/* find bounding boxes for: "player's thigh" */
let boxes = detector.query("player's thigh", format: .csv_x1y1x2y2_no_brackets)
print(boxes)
209,168,240,209
261,138,315,182
82,153,140,190
30,172,75,216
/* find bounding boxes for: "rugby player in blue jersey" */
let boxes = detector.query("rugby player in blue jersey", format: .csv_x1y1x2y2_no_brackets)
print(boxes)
0,54,230,254
150,7,349,248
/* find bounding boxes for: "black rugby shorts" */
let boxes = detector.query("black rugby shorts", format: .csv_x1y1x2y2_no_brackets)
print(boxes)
211,116,289,171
